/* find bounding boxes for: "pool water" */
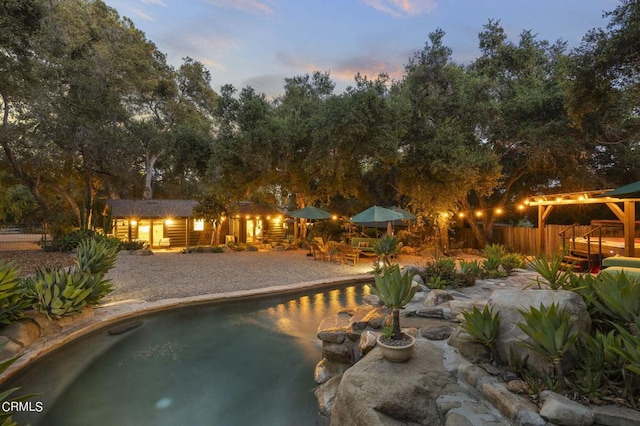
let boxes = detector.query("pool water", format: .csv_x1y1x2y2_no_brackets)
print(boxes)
8,284,369,426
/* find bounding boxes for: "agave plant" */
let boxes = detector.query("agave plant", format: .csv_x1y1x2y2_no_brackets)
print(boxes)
517,303,580,382
528,253,576,290
369,264,417,340
460,305,501,350
589,271,640,336
76,238,119,276
0,342,41,426
0,261,31,325
372,235,401,268
25,269,92,319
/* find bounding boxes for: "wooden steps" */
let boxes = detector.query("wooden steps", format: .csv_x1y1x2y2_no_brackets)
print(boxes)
561,250,602,273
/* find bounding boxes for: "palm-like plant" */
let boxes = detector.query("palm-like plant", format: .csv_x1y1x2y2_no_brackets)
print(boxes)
517,303,579,382
369,264,417,340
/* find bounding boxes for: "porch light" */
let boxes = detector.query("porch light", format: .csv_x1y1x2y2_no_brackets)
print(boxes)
517,204,525,211
458,212,465,218
165,219,173,225
332,215,338,220
475,211,483,218
221,216,226,222
130,219,137,226
273,217,281,224
495,208,503,215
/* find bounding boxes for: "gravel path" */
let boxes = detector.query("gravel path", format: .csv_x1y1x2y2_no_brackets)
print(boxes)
105,249,428,303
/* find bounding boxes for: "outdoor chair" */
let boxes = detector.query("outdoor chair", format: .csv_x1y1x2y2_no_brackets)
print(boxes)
309,242,326,260
338,244,360,266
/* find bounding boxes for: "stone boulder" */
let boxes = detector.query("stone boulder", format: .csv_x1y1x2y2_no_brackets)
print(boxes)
423,289,453,306
539,391,595,426
488,290,591,375
330,340,461,425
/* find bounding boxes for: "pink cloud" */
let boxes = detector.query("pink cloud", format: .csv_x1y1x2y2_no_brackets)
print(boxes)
361,0,437,17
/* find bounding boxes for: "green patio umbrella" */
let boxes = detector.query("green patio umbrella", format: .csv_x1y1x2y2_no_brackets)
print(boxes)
351,206,404,224
287,206,332,219
595,181,640,198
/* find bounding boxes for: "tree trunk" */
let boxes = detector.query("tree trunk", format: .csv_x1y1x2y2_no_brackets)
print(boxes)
392,309,402,340
143,152,158,200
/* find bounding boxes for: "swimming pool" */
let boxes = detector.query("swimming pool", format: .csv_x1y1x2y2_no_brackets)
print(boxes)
6,284,370,425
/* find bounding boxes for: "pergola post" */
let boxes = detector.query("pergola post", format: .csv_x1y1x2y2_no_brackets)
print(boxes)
537,204,554,255
606,201,636,257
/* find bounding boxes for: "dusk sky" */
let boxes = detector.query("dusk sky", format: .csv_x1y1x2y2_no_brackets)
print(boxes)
104,0,616,97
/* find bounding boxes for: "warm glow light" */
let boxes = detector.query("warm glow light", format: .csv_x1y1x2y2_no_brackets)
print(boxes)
165,218,173,225
130,219,137,226
495,208,503,215
193,219,204,231
266,215,271,220
518,205,525,211
578,196,585,201
458,212,465,218
332,215,338,220
556,197,562,202
476,211,483,217
246,215,251,219
441,212,449,218
221,216,226,222
273,217,281,224
524,199,530,205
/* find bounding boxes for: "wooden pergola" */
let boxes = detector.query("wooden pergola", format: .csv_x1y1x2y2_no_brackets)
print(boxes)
528,189,640,257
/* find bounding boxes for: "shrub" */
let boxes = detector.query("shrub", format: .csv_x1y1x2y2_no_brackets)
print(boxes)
517,303,579,382
501,252,526,273
571,330,626,403
0,342,40,426
25,269,92,319
75,239,118,305
0,262,31,325
529,253,576,290
460,305,501,349
76,239,119,276
588,271,640,334
458,260,482,277
119,240,145,251
373,235,401,267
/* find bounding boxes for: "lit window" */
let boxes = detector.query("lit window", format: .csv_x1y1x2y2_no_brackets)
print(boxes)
194,219,205,231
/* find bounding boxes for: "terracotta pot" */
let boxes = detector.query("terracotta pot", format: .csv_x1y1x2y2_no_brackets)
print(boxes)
376,333,416,363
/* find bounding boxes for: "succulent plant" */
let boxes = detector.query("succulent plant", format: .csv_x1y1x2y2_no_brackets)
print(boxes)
75,238,119,276
517,303,579,382
370,264,417,340
26,269,92,319
0,261,31,325
461,305,501,347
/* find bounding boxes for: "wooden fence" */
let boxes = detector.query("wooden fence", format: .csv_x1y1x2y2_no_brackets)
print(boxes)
453,224,601,255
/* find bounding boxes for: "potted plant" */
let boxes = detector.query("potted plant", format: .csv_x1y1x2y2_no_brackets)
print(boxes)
370,264,418,362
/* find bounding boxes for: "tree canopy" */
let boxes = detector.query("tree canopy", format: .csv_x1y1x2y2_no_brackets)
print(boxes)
1,0,638,245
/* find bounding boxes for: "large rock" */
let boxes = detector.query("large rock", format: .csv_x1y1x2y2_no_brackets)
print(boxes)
424,289,453,306
2,320,40,347
315,375,343,417
539,391,595,426
487,290,590,375
330,340,461,426
317,315,350,343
